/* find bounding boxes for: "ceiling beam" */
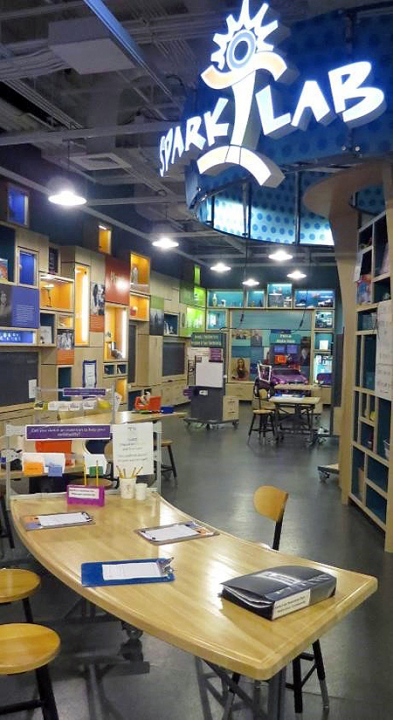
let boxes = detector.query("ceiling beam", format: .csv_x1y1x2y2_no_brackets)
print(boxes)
88,195,185,206
82,0,179,105
0,120,173,147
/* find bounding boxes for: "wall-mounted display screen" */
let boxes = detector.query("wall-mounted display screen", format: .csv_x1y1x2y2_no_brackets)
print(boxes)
294,289,335,308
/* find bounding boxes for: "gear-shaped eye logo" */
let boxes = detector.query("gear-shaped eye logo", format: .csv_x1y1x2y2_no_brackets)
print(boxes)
198,0,291,186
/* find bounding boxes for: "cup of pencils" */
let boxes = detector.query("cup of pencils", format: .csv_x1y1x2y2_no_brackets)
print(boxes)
118,466,142,499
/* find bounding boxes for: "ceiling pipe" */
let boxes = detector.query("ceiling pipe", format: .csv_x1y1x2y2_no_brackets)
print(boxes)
0,120,173,146
82,0,180,106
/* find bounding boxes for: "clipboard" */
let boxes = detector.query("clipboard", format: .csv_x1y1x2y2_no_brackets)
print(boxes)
22,511,93,531
136,521,218,545
81,558,175,587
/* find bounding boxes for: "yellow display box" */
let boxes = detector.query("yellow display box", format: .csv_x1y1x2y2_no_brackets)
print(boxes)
104,304,127,361
130,252,150,294
40,275,73,311
130,293,149,321
75,264,90,345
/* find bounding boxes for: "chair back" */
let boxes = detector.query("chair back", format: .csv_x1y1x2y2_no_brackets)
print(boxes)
253,485,289,550
258,389,275,410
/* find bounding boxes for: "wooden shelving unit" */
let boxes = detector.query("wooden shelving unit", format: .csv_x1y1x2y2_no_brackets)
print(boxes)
350,210,393,546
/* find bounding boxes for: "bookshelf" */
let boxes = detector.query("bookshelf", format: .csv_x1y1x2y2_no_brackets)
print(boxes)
350,210,393,543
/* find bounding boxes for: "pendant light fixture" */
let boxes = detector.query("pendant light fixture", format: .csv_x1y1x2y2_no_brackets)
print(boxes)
152,236,179,250
48,140,86,207
287,269,307,279
241,184,259,288
269,249,293,261
210,261,231,273
242,277,260,287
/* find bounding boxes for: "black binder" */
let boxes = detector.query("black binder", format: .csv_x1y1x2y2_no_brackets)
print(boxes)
221,565,336,620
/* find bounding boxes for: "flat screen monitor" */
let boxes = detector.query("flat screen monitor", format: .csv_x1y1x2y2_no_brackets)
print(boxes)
273,344,285,354
287,344,298,355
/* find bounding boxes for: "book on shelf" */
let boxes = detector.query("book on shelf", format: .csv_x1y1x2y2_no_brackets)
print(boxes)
380,245,390,275
357,274,372,305
0,258,8,280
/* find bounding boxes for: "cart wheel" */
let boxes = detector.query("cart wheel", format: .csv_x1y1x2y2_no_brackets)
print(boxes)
233,421,239,429
206,424,210,431
319,471,329,483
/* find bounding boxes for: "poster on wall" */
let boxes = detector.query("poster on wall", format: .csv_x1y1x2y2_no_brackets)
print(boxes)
0,285,39,328
57,329,75,365
105,256,130,305
90,282,105,332
231,357,250,381
149,307,164,336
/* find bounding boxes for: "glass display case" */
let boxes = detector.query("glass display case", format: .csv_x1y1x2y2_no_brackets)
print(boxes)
267,284,292,308
207,289,244,308
207,309,227,330
294,289,335,308
247,290,265,308
314,353,333,385
130,293,149,321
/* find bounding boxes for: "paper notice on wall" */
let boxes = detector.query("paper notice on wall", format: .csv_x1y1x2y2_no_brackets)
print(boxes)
28,379,37,400
112,423,154,478
376,301,393,400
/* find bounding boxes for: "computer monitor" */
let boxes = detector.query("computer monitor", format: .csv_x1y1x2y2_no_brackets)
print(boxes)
273,344,285,354
287,344,298,355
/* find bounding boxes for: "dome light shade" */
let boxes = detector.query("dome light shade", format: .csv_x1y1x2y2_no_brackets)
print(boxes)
48,187,86,207
242,277,260,287
152,236,179,250
210,261,231,273
268,249,293,261
287,269,307,279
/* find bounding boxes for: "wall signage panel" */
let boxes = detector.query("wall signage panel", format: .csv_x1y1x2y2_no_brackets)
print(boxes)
105,257,130,305
0,285,39,328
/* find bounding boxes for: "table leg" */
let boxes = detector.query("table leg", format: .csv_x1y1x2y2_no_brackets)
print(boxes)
267,668,286,720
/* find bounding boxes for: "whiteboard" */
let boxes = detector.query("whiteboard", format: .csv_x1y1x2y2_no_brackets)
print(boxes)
195,359,224,388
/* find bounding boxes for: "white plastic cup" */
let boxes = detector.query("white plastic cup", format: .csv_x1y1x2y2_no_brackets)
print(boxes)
119,477,136,499
135,482,148,501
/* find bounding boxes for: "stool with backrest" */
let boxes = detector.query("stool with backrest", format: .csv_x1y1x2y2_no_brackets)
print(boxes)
0,568,41,622
248,389,276,442
253,485,329,718
0,623,60,718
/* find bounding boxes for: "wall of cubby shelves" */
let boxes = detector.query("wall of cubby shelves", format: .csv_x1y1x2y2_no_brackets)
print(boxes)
349,210,393,547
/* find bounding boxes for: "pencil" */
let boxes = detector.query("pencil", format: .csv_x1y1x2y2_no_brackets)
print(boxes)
83,463,87,486
95,460,99,487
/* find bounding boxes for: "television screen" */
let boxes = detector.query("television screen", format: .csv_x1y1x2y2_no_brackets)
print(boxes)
273,344,285,353
287,344,298,355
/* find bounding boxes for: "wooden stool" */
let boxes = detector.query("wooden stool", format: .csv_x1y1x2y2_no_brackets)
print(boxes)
0,569,41,623
0,487,15,549
248,409,276,441
0,623,60,718
161,440,177,482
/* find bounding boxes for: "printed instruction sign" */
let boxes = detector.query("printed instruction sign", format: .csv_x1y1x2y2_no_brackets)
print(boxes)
112,422,154,478
376,301,393,400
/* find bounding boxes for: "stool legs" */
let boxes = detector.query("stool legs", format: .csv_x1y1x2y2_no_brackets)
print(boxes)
167,444,177,479
0,492,15,549
292,657,303,717
23,597,34,623
248,414,256,438
313,640,329,709
35,664,59,720
222,672,240,720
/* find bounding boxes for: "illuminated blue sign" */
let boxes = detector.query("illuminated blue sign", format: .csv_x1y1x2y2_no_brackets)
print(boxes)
159,0,386,188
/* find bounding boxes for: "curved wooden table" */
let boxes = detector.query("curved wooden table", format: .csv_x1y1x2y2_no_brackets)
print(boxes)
11,494,376,715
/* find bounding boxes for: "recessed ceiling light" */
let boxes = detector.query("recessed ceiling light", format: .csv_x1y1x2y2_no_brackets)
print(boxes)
268,249,293,261
48,187,86,207
287,270,307,280
210,261,231,273
242,277,260,287
152,236,179,250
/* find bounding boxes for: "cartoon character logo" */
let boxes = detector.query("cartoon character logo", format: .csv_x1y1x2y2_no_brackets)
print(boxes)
198,0,294,187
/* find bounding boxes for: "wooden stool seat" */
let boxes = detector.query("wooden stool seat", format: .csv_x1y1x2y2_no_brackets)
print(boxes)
161,439,173,447
0,623,60,675
252,409,273,416
0,569,40,604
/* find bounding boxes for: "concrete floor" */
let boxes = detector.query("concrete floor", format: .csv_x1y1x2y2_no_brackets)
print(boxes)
1,404,393,719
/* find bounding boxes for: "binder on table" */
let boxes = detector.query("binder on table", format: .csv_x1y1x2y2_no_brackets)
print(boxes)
81,558,175,587
221,566,336,621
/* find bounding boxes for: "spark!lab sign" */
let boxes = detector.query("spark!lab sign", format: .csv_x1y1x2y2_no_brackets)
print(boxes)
159,0,386,189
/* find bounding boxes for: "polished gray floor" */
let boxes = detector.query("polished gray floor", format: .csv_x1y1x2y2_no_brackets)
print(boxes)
1,405,392,719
